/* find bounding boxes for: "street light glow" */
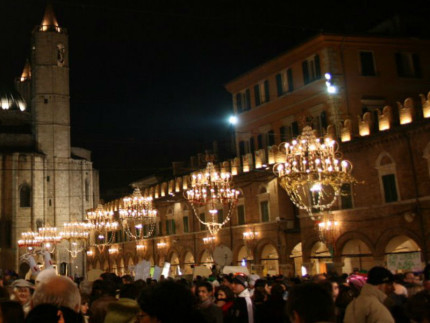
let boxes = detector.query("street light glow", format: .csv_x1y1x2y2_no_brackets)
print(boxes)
229,115,238,125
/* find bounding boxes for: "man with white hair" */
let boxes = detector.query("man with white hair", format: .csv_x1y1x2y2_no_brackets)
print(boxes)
32,275,81,312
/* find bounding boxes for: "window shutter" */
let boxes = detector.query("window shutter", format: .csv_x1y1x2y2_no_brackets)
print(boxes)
382,174,398,203
239,141,246,156
320,111,327,129
261,201,269,222
302,61,309,84
250,137,255,153
280,126,286,142
287,68,294,91
412,53,422,78
395,53,404,77
254,85,261,106
245,89,251,110
237,205,245,225
314,55,321,79
257,134,263,149
183,217,188,233
264,80,270,102
292,121,299,136
268,130,275,146
235,93,242,112
172,220,176,234
276,73,283,96
341,184,353,209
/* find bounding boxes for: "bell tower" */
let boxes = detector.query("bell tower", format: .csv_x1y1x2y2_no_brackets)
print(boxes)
31,4,70,158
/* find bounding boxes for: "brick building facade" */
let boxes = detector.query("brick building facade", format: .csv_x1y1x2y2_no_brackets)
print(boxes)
87,34,430,277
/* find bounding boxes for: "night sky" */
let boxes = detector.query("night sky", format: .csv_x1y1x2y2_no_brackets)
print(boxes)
0,0,427,199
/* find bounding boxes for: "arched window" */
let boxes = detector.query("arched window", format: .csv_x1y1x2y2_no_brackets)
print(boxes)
376,152,399,203
19,184,31,207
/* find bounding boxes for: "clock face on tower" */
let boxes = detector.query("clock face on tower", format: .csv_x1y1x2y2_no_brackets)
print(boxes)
57,43,65,66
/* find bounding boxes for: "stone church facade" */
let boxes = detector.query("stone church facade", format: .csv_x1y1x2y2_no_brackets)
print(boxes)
0,5,99,276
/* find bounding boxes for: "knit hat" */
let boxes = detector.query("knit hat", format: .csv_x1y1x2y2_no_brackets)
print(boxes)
104,298,140,323
11,279,34,289
367,267,394,286
232,275,248,288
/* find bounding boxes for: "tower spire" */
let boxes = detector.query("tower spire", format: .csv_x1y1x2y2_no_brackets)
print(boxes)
20,59,31,82
40,3,60,32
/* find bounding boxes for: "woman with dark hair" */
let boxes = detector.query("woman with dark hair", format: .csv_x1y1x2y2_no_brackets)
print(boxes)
215,285,234,322
0,301,25,323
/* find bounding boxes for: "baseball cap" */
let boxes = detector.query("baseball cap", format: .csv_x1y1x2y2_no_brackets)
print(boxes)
367,267,394,286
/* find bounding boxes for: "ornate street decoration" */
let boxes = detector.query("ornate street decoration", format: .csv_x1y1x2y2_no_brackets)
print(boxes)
60,222,93,258
119,188,157,239
185,161,239,235
274,126,355,217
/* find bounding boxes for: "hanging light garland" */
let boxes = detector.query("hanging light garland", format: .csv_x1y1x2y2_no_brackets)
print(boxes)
274,126,356,217
185,161,240,235
35,226,62,253
119,188,158,239
59,222,93,258
86,204,119,247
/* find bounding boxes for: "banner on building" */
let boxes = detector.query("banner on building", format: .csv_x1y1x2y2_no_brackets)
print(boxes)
387,252,422,272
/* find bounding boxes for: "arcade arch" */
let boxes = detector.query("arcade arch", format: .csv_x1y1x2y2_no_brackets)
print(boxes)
385,235,423,272
341,239,373,273
310,241,332,275
261,244,279,275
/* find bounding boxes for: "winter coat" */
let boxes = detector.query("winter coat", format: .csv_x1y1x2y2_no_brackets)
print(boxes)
344,284,394,323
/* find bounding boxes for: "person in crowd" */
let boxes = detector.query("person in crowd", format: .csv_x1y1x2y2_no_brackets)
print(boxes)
231,275,254,323
392,273,408,297
286,283,335,323
405,289,430,323
137,280,203,322
222,275,234,290
0,300,25,323
0,286,9,301
10,279,34,316
247,275,259,297
264,283,288,323
25,303,84,323
196,281,223,323
121,275,133,285
32,275,81,312
344,266,395,323
80,293,90,323
252,279,269,323
215,285,234,322
88,279,117,323
119,283,140,300
104,298,140,323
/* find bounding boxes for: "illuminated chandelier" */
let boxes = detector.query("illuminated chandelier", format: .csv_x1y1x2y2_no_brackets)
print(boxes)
119,188,157,239
185,161,239,235
86,204,119,245
17,231,40,253
35,226,62,253
60,221,93,258
274,126,355,216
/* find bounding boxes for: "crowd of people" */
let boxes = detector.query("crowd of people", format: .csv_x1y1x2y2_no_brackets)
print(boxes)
0,264,429,323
